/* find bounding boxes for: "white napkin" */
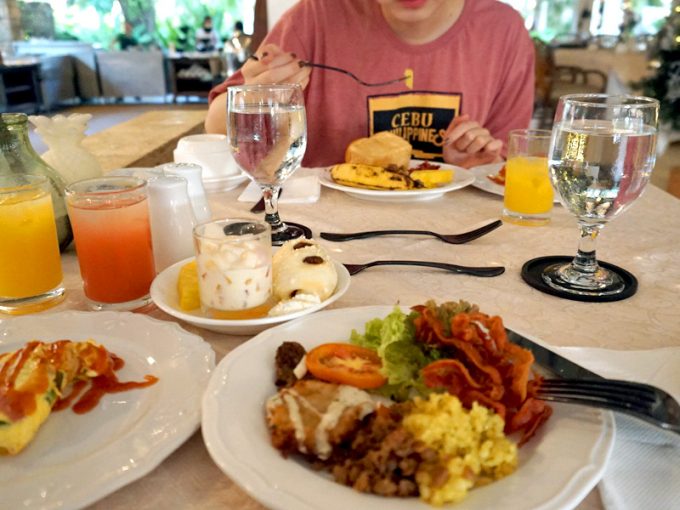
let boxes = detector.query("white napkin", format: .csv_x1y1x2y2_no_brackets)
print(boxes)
553,346,680,510
237,175,320,204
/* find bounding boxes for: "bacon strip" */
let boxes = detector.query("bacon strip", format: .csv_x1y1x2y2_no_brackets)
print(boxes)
413,306,551,445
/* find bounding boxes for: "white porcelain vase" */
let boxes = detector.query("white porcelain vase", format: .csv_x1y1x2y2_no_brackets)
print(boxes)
29,113,102,184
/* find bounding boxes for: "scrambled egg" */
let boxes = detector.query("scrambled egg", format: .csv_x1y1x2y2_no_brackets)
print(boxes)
402,393,517,506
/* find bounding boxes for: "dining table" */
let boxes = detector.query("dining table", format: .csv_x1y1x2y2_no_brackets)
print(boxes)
552,47,652,98
4,113,680,509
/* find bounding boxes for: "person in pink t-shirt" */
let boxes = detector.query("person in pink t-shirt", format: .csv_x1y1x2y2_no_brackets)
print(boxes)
205,0,535,168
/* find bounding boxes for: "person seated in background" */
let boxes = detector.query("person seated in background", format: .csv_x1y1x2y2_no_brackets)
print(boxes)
204,0,535,169
114,22,138,51
195,15,218,52
225,21,252,70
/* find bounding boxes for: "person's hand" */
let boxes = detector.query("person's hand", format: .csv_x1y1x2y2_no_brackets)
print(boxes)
442,114,503,168
241,44,311,89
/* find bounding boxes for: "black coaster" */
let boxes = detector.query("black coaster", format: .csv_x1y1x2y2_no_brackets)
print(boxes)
521,256,638,303
284,222,312,239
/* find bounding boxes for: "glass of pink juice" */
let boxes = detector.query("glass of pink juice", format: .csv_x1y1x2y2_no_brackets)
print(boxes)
66,176,155,311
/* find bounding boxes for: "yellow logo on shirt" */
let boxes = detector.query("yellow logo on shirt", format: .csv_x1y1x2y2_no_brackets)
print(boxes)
368,92,461,160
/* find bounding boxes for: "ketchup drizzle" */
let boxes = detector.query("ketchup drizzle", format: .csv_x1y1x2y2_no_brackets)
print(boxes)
1,340,159,420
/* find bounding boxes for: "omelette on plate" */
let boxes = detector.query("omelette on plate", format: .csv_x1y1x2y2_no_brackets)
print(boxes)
0,340,157,455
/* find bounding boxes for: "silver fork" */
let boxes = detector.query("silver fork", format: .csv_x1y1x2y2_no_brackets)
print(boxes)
538,378,680,434
343,260,504,277
321,219,503,245
300,61,408,87
249,56,408,87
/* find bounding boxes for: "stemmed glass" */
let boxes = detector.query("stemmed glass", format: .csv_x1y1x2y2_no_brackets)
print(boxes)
227,83,308,245
542,94,659,297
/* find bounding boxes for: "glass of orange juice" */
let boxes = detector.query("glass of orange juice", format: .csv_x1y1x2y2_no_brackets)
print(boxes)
502,129,554,226
65,176,155,311
0,175,65,314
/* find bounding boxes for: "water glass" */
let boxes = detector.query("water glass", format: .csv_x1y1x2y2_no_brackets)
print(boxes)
502,129,554,226
0,175,64,314
66,176,156,311
227,83,308,245
193,219,273,319
541,94,658,297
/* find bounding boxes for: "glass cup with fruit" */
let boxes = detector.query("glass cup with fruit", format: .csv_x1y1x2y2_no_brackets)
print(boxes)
193,218,274,319
502,129,554,226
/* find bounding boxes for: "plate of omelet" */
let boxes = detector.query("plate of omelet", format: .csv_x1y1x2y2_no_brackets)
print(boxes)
321,132,474,202
0,311,214,509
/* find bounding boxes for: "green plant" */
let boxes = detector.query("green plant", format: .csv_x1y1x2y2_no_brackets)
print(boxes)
52,0,249,50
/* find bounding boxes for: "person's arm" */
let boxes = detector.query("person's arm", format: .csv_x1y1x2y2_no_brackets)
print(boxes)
204,46,310,134
205,5,312,135
442,115,504,168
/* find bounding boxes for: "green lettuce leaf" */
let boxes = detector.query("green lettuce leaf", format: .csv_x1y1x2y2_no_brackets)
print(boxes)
350,307,440,401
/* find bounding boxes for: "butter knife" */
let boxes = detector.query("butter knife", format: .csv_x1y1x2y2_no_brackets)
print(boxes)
505,329,602,380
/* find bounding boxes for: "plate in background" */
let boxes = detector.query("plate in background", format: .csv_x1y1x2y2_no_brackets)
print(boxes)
320,160,474,203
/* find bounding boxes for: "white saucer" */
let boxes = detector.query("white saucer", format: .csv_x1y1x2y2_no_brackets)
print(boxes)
150,257,351,335
202,173,249,192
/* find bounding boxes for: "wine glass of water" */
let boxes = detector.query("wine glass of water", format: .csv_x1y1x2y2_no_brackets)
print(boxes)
542,94,659,297
227,84,307,245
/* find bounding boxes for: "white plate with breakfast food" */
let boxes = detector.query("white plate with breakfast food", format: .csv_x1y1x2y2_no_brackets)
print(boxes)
320,161,474,203
202,304,615,510
320,131,474,202
470,162,506,197
150,239,351,336
0,310,214,510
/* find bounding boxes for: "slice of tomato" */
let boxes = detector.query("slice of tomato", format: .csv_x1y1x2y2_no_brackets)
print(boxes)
305,343,387,389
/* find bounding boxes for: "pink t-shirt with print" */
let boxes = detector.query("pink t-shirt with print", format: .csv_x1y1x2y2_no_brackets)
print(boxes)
210,0,535,167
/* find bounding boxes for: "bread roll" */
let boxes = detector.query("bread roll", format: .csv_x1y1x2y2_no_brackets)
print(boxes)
345,131,412,170
273,239,338,301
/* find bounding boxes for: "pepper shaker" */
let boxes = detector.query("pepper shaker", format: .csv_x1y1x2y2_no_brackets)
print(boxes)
160,162,212,224
147,175,197,272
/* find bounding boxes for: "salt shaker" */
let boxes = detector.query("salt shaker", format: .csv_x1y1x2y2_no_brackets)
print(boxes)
160,162,212,224
146,175,197,272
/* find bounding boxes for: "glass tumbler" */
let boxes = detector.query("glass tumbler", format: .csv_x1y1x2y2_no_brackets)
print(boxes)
193,219,273,319
66,176,156,311
502,129,554,226
0,175,65,314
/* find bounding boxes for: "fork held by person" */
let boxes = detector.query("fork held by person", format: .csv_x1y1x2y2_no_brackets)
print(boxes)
205,0,534,169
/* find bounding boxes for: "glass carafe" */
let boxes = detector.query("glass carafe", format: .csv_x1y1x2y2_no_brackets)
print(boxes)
0,113,73,251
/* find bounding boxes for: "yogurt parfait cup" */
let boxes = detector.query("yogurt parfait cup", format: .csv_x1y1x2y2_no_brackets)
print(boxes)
193,219,273,319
